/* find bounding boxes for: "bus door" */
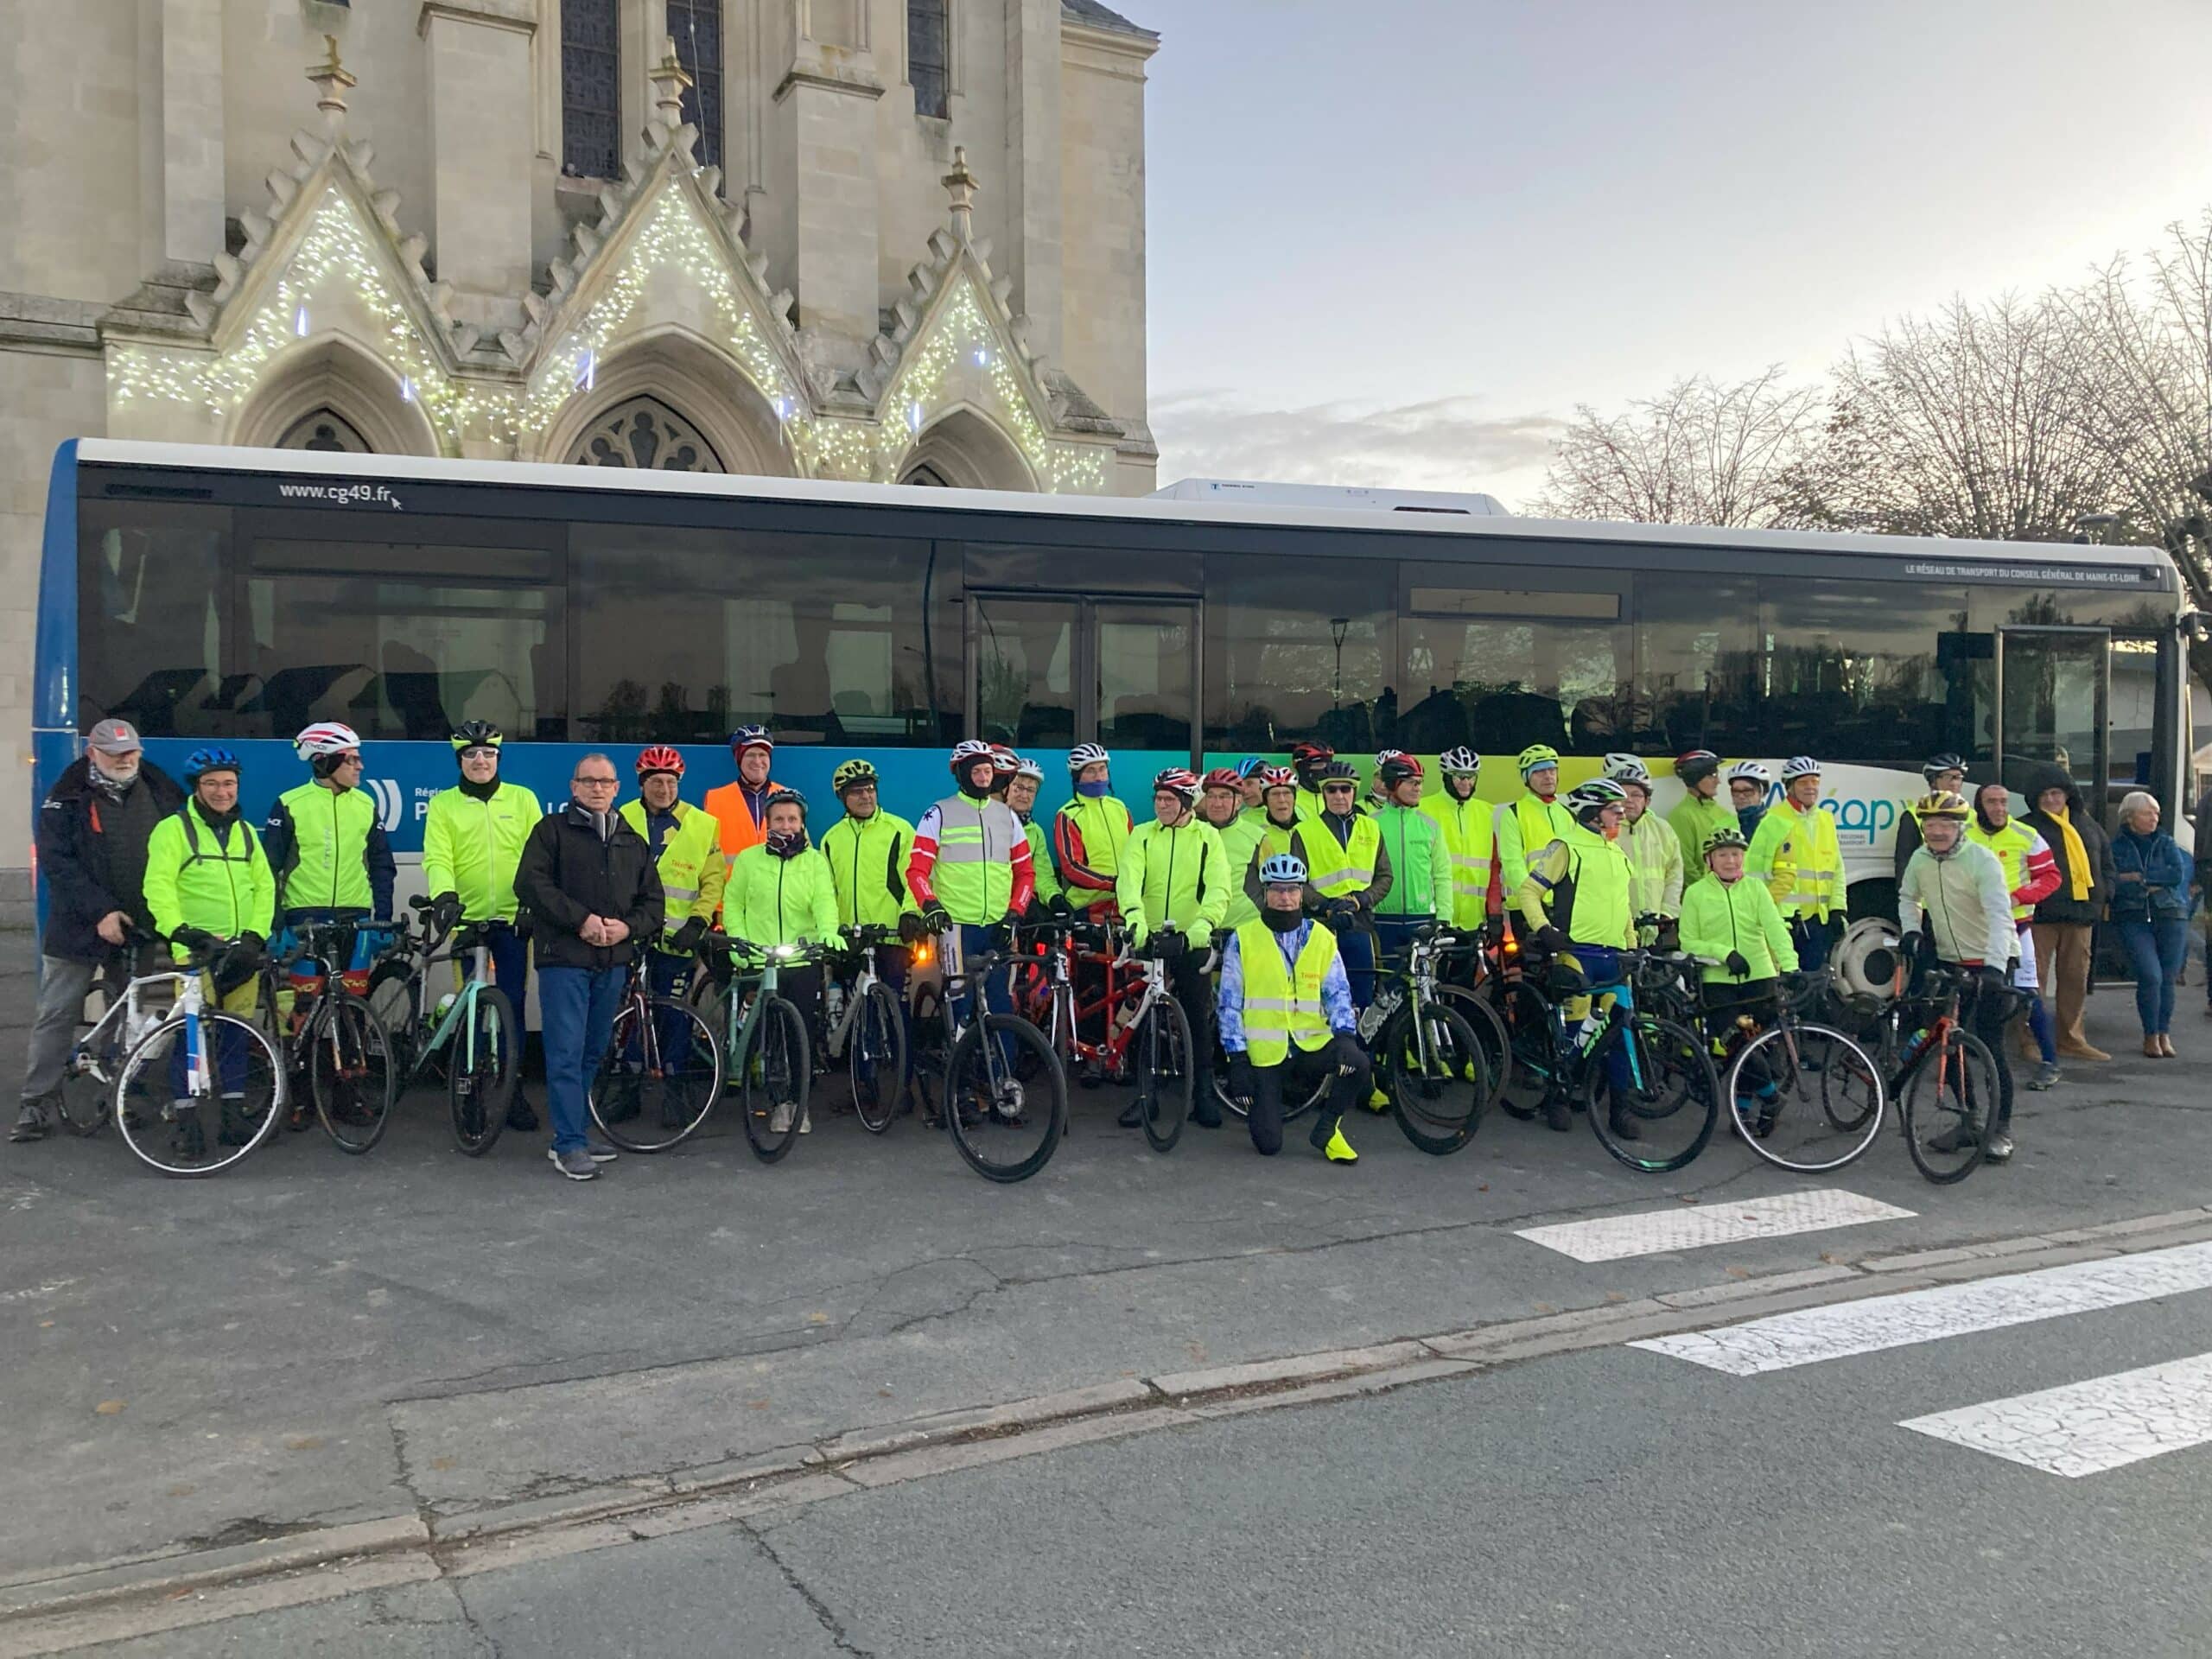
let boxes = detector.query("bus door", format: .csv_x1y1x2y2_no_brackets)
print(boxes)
1993,626,2110,810
969,593,1198,764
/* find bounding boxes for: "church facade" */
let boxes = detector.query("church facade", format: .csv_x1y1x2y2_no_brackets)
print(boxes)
0,0,1158,870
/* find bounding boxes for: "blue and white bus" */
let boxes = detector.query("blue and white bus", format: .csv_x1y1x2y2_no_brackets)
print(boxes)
36,439,2196,923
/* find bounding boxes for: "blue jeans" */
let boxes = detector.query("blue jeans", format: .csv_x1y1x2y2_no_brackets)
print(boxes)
482,920,528,1011
1334,919,1376,1009
539,963,626,1154
2117,918,2188,1037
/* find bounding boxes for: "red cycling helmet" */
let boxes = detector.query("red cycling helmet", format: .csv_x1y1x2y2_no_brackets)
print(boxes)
1152,767,1200,801
1255,764,1297,792
1290,740,1335,766
1200,766,1244,793
636,745,685,779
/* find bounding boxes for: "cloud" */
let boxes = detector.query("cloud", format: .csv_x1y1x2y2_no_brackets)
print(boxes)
1147,391,1568,509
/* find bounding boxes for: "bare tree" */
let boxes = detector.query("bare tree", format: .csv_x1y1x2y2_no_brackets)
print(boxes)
2061,210,2212,608
1785,293,2119,542
1530,366,1821,528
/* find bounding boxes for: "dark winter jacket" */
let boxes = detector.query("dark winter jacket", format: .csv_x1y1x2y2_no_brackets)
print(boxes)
2019,766,2113,927
36,756,185,961
513,801,664,971
2109,826,2191,921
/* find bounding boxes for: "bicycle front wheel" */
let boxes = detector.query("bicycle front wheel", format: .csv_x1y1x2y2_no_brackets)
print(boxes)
447,986,518,1157
737,995,810,1163
1902,1027,1999,1184
1726,1023,1884,1173
112,1011,286,1177
594,995,724,1153
1581,1014,1719,1173
1385,1001,1488,1156
946,1014,1066,1183
850,982,907,1134
1435,983,1510,1116
311,995,397,1155
1492,979,1557,1121
1134,997,1192,1154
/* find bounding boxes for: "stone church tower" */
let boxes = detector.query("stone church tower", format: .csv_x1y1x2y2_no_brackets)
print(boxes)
0,0,1157,870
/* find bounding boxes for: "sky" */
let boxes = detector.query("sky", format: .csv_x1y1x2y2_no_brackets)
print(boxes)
1140,0,2212,510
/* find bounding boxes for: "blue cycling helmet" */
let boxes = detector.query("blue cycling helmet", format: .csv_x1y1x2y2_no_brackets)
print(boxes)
728,724,772,755
1257,852,1308,886
182,746,241,785
1234,756,1265,779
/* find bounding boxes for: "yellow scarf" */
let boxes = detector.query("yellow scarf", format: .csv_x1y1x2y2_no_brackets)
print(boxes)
2047,803,2091,902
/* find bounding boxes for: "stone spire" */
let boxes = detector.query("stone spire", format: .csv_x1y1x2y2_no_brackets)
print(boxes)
942,147,979,245
306,35,355,133
649,37,693,130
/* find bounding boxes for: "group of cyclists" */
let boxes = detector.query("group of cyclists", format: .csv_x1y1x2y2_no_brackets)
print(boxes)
20,713,2044,1174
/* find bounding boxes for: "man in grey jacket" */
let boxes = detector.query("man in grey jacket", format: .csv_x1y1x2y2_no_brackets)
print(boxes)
1899,788,2018,1160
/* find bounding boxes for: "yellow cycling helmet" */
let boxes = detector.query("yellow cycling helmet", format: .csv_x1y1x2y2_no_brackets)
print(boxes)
1516,743,1561,778
1912,790,1970,821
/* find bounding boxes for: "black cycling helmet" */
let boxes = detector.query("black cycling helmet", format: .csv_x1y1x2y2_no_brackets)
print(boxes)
450,720,503,753
764,785,809,822
1675,749,1721,786
1922,752,1967,780
1316,760,1361,789
1702,826,1750,859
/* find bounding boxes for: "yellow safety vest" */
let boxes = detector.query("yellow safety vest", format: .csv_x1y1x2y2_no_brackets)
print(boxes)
1421,791,1496,931
1294,814,1381,898
1235,918,1338,1066
1967,818,2037,921
1748,798,1841,920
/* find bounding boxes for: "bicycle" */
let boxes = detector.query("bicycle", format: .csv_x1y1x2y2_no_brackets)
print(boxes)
102,931,289,1177
44,945,165,1138
912,925,1068,1182
1355,923,1491,1156
585,936,726,1155
264,918,397,1155
686,934,810,1162
1004,916,1190,1153
1701,967,1887,1173
365,895,522,1156
823,924,910,1135
1859,963,2006,1184
1490,945,1720,1173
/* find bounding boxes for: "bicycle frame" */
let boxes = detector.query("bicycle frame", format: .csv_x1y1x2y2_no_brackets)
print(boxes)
378,919,499,1085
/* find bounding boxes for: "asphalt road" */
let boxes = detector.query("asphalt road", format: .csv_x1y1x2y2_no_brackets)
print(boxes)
3,925,2211,1653
59,1274,2212,1657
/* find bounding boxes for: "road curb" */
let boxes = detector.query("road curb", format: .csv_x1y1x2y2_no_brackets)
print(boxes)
11,1205,2212,1638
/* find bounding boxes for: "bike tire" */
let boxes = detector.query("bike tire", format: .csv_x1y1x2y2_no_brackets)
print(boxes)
59,1068,113,1136
908,982,945,1124
739,995,810,1163
851,982,906,1134
1902,1027,1998,1185
311,994,397,1155
945,1014,1067,1183
1213,1069,1326,1124
1385,1001,1488,1156
1580,1013,1719,1174
365,958,421,1075
112,1010,287,1177
1135,997,1192,1154
592,995,725,1153
1492,979,1556,1121
1434,982,1511,1116
1724,1023,1885,1173
447,986,518,1157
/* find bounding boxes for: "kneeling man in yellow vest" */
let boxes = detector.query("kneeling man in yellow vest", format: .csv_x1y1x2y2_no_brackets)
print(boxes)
1218,851,1364,1164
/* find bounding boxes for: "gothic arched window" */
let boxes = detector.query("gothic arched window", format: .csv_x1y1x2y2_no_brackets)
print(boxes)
568,397,725,473
667,0,723,170
908,0,949,118
277,409,371,453
562,0,620,179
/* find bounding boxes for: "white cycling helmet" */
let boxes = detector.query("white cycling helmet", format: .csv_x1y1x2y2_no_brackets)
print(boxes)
294,721,361,760
1438,746,1480,777
1067,741,1109,773
1726,760,1772,786
1780,755,1822,782
1602,753,1650,785
1014,755,1045,783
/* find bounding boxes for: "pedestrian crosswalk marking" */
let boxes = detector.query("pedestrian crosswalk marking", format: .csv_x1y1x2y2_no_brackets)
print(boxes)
1515,1189,1915,1264
1900,1353,2212,1477
1631,1240,2212,1376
